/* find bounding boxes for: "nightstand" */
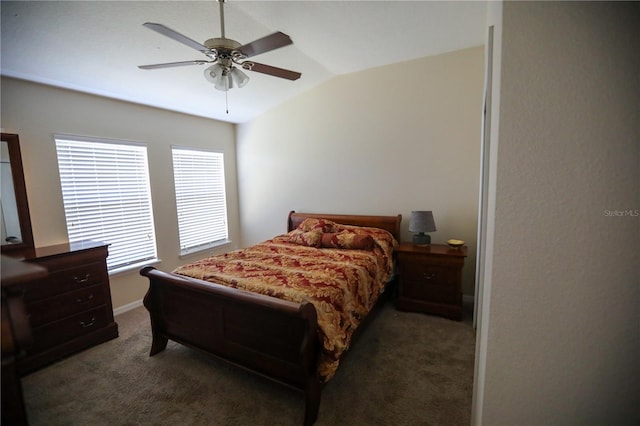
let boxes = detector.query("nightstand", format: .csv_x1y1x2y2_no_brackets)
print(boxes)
395,243,467,320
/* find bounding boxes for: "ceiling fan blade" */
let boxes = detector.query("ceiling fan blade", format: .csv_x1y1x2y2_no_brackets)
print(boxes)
138,60,211,70
243,62,301,81
143,22,209,53
238,32,293,58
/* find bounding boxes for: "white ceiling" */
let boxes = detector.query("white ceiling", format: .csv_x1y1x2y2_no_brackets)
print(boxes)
1,1,487,124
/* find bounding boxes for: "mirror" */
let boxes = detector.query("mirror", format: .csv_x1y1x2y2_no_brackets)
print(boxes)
1,133,34,253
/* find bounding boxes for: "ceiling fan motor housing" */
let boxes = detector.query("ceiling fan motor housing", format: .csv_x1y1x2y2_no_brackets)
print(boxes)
205,37,242,51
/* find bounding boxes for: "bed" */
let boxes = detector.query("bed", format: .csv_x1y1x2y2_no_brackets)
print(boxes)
140,211,402,425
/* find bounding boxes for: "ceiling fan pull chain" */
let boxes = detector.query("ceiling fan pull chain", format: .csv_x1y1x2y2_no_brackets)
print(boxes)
225,90,229,114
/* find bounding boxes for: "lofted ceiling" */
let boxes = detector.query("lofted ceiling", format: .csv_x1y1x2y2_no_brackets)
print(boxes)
1,1,487,124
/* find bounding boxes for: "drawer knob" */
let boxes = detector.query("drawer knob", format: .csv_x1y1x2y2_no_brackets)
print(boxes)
80,317,96,328
76,294,95,304
73,273,91,284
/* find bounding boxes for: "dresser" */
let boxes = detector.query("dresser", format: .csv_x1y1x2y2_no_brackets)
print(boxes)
395,243,467,320
15,240,119,374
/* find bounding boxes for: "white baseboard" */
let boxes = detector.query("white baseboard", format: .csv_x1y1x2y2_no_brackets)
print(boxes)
113,299,144,316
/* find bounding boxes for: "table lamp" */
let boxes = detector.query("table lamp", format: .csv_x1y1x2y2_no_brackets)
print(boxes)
409,211,436,245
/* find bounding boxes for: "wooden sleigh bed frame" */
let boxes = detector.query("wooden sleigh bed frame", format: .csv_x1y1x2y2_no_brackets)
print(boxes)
140,211,402,425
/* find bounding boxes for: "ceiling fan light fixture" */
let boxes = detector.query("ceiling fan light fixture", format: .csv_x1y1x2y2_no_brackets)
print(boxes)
205,64,231,91
204,64,223,84
230,67,250,88
205,64,249,91
214,72,232,91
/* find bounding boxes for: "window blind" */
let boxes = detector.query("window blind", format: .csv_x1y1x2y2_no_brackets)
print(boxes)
172,147,228,255
55,135,158,271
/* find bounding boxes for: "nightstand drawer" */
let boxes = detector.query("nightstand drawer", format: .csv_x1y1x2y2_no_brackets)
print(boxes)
399,263,456,286
401,278,456,304
399,281,457,303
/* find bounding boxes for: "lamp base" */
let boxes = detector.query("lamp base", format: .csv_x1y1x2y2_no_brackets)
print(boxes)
412,233,431,246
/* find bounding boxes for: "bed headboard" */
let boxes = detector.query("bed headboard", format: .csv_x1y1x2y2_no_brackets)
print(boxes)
287,211,402,242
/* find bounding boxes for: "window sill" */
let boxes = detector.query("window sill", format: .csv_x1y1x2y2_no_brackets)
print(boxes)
179,240,232,259
108,258,162,276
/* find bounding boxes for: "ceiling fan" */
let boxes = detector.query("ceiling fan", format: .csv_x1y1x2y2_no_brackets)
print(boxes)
138,0,301,92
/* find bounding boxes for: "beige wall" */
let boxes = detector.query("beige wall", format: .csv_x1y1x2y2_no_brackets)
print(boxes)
0,77,240,310
237,46,485,296
474,2,640,424
2,46,484,304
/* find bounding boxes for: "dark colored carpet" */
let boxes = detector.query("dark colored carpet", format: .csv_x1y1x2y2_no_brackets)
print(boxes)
22,300,475,425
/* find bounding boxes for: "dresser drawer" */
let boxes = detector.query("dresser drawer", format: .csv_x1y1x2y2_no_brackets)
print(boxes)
29,305,110,352
23,262,106,302
26,284,106,327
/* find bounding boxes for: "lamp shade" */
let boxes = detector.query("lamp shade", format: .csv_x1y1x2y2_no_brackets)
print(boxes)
409,211,436,233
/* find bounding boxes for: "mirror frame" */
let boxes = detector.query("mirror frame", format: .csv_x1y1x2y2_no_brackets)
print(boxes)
1,133,34,253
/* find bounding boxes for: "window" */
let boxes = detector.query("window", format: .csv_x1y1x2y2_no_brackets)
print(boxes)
54,135,158,272
172,147,228,255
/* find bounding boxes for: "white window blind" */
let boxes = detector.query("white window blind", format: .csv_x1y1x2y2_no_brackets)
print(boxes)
172,147,228,255
55,135,158,271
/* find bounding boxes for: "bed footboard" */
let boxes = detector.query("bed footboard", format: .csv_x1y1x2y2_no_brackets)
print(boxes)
140,266,321,425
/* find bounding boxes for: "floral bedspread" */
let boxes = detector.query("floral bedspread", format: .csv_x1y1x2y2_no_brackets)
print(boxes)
173,221,397,381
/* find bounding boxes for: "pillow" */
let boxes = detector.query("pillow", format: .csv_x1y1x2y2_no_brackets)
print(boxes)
288,229,322,247
297,217,335,233
320,232,374,250
333,223,398,250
